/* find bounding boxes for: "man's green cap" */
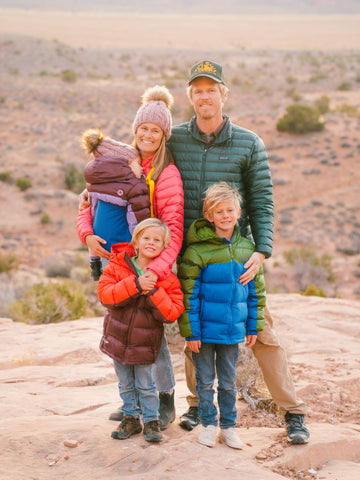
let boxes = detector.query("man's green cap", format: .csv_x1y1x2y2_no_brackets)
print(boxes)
188,60,226,85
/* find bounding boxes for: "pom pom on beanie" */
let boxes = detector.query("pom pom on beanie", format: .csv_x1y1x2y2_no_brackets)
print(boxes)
81,128,138,160
132,86,174,140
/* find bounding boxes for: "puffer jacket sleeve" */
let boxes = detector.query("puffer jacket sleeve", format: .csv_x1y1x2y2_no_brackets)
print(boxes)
244,136,274,258
147,164,184,281
76,207,94,244
246,265,266,334
97,259,139,306
177,246,203,340
149,274,185,324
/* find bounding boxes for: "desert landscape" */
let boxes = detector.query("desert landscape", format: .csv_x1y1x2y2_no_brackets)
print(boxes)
0,2,360,479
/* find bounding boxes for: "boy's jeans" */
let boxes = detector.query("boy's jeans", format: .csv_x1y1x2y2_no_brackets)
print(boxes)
113,360,159,424
192,343,239,428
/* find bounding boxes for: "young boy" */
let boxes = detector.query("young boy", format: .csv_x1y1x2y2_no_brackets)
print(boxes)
178,182,266,449
97,218,184,442
80,128,150,280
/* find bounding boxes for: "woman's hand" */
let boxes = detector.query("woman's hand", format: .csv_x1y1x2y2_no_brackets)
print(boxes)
245,335,257,348
186,340,201,353
85,234,110,259
78,189,91,211
239,252,265,285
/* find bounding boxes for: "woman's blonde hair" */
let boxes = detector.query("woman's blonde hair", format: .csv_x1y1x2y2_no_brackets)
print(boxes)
131,218,171,249
203,182,241,217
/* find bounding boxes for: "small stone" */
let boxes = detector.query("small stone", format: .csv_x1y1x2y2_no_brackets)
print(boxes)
63,439,79,448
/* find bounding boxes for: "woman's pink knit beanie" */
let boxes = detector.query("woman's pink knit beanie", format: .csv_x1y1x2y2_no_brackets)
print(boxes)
132,86,174,140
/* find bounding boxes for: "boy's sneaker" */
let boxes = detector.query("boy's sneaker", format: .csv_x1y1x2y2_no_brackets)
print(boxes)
108,407,124,422
220,428,244,449
111,415,142,440
179,406,200,431
90,258,103,281
285,412,310,444
143,420,163,442
198,425,217,447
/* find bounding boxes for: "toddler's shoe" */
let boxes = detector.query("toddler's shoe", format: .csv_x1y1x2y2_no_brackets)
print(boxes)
90,258,103,281
220,427,244,449
198,425,217,447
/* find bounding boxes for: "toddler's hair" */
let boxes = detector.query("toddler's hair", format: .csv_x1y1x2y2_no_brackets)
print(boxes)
203,182,242,216
131,218,171,249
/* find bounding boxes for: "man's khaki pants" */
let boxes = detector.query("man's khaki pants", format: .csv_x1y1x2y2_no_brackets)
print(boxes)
184,307,307,415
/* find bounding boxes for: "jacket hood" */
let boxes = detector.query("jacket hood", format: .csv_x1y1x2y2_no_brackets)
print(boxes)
110,242,135,260
186,218,240,247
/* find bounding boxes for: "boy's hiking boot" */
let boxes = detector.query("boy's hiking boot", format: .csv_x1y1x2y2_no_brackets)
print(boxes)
111,415,142,440
109,407,124,422
143,420,163,442
179,406,200,431
90,258,103,281
159,391,176,431
285,412,310,444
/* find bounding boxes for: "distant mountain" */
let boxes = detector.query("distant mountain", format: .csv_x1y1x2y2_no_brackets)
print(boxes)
1,0,360,14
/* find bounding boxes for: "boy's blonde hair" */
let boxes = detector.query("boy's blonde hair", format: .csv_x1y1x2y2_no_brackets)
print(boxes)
131,218,171,249
203,182,242,216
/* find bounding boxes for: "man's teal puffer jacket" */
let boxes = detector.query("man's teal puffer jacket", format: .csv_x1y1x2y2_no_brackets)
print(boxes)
167,116,274,258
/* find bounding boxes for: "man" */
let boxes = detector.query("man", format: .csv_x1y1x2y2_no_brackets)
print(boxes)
167,60,309,445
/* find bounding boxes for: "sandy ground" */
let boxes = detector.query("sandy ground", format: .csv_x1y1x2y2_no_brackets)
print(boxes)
1,10,360,50
1,294,360,480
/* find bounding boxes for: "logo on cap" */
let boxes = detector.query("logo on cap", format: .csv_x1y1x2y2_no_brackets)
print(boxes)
194,61,217,75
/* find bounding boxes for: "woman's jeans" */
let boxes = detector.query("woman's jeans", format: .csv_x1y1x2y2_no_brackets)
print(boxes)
113,360,159,424
152,333,176,392
192,343,239,429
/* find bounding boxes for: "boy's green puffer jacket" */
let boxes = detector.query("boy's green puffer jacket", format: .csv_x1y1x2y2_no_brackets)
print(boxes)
177,219,266,344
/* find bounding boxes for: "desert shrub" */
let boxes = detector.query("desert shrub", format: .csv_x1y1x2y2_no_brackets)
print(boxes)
276,104,325,134
314,95,330,114
40,213,51,224
8,279,87,324
283,247,334,291
286,75,297,84
61,69,77,83
336,103,359,117
337,81,351,91
9,67,19,75
16,176,32,191
0,252,19,274
300,284,327,297
0,170,13,183
64,164,86,194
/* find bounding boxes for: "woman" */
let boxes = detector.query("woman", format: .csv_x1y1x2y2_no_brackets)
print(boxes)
77,86,184,431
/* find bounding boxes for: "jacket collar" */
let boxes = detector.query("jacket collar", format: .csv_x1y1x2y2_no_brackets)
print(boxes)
187,115,232,145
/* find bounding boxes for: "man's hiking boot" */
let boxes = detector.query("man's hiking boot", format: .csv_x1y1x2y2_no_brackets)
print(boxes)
159,391,176,431
108,407,124,422
143,420,163,442
111,415,142,440
179,406,200,431
285,412,310,444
